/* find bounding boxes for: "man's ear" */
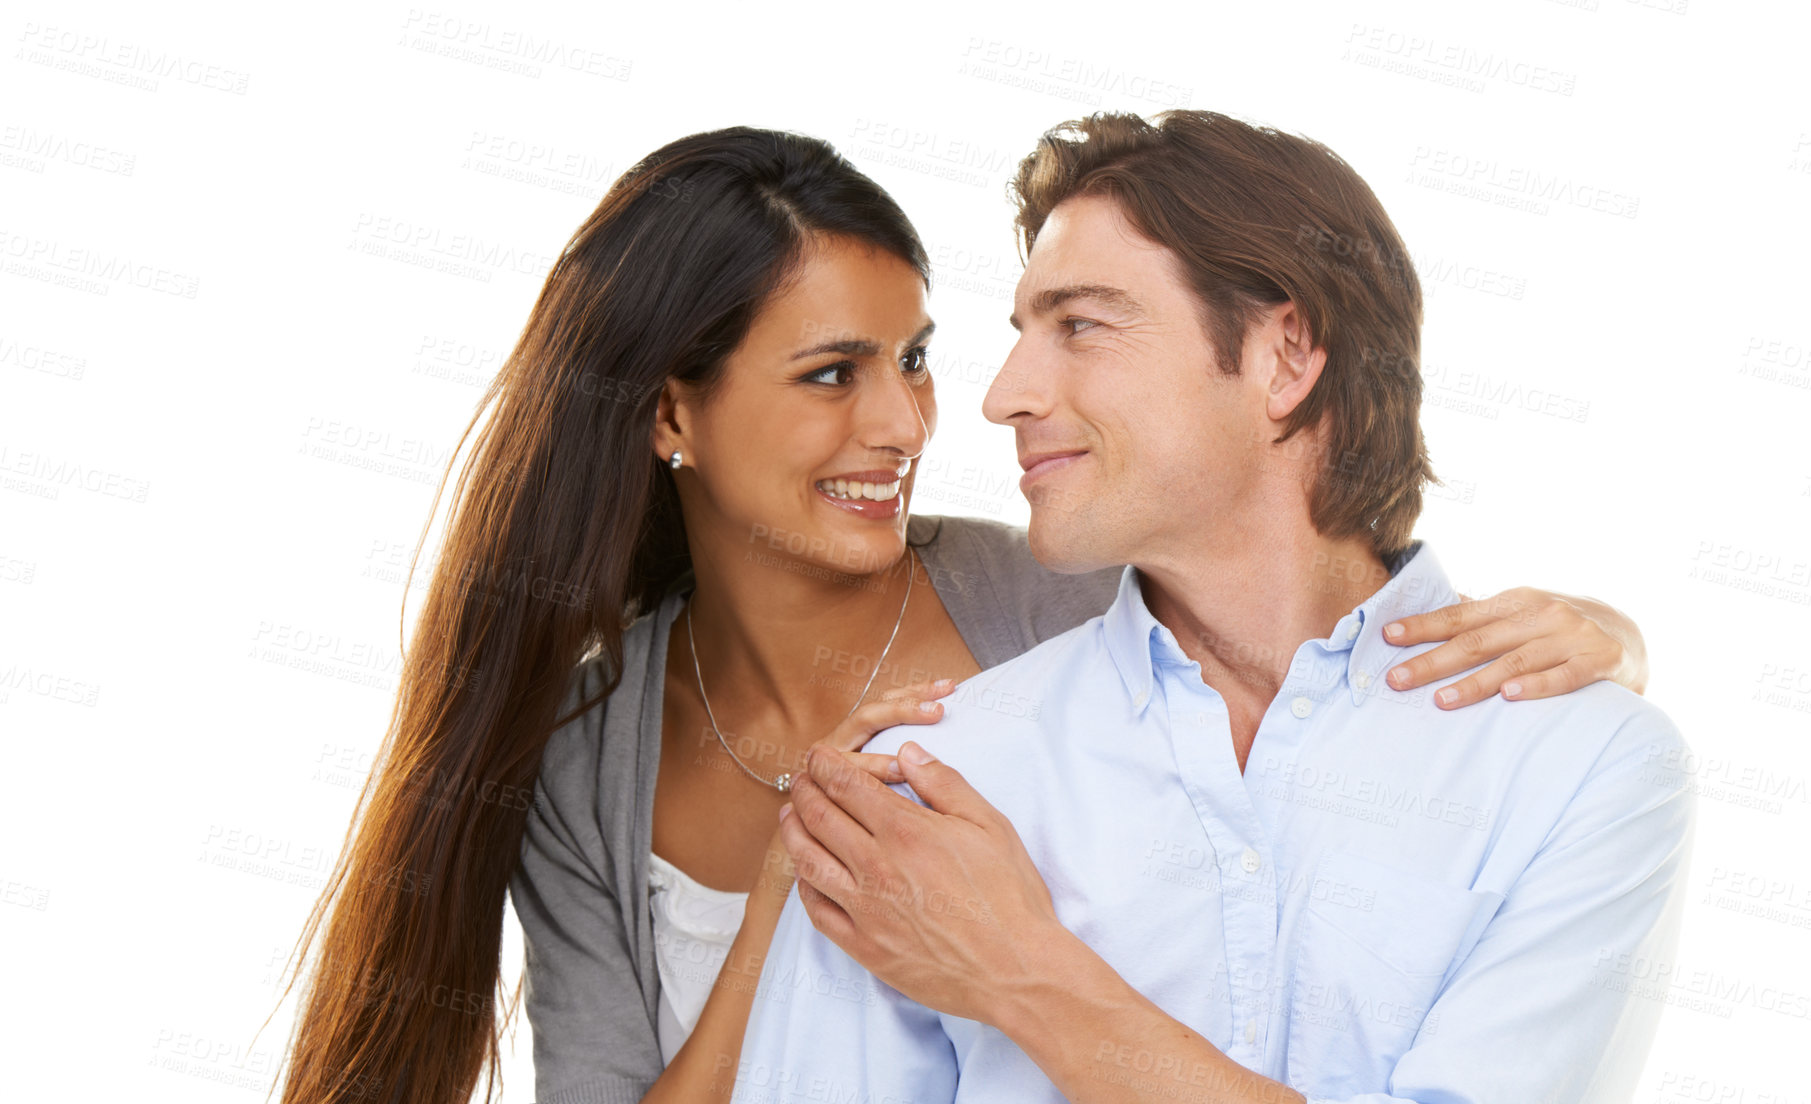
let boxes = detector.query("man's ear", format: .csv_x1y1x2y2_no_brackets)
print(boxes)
650,376,692,466
1261,300,1327,423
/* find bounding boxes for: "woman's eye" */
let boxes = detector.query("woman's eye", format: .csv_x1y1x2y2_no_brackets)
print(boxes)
901,345,930,375
802,362,856,386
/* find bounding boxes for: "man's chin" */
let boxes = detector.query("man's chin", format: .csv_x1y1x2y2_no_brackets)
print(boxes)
1025,512,1117,575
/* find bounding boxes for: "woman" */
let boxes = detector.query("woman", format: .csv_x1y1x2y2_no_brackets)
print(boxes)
269,127,1649,1104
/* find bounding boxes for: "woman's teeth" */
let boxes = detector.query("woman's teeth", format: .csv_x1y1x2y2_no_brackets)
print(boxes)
816,478,901,502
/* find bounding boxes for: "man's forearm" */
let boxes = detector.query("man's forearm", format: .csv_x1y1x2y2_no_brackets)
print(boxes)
990,928,1305,1104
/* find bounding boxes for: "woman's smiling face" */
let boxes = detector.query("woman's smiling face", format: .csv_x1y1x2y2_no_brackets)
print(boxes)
658,233,937,579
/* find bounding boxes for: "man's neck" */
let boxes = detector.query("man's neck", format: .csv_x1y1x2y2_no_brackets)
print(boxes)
1138,531,1391,768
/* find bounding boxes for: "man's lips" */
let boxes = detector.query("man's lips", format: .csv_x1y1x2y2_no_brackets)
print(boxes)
1019,450,1088,484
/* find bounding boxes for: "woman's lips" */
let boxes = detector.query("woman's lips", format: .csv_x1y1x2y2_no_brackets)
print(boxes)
814,480,903,519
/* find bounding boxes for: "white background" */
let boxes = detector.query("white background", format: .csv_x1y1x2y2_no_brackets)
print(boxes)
3,0,1808,1100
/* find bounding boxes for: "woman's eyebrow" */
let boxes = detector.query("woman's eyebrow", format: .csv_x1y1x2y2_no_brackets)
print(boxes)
790,320,936,360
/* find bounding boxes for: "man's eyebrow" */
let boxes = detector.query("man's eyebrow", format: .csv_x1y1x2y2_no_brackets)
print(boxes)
1007,284,1143,331
790,320,936,360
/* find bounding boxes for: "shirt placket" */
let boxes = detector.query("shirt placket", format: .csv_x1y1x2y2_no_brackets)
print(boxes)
1156,659,1278,1070
1246,645,1354,1080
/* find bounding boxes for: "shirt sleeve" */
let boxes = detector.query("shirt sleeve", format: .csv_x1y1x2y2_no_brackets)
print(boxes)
731,879,959,1104
1299,712,1698,1104
508,663,664,1104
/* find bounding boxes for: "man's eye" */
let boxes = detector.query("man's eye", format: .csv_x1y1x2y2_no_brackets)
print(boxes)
901,345,931,375
802,362,856,386
1062,317,1099,335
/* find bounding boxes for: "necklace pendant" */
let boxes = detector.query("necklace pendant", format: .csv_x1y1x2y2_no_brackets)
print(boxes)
775,772,792,793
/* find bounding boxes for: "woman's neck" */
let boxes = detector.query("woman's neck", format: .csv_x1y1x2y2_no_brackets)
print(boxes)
677,536,923,739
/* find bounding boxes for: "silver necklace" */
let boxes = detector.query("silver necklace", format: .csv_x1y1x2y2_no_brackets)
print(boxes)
685,547,916,793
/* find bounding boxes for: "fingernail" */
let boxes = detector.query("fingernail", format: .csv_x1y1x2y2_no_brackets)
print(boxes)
1388,667,1408,687
1384,622,1404,641
1503,681,1522,699
918,700,940,713
1436,687,1458,707
778,803,793,823
936,678,955,691
900,741,936,765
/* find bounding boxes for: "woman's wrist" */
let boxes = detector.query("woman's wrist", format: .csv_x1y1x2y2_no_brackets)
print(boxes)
753,822,797,904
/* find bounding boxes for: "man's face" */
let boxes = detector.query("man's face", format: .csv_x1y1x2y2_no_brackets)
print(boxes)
985,194,1271,573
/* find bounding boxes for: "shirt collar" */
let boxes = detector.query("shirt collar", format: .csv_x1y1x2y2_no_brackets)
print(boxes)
1102,540,1456,717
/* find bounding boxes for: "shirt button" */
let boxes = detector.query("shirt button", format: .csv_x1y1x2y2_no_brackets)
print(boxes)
1353,671,1371,691
1345,621,1360,641
1240,847,1261,873
1244,1018,1258,1044
1290,696,1313,719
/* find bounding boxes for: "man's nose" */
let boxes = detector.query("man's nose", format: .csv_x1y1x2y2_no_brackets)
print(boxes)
983,335,1052,426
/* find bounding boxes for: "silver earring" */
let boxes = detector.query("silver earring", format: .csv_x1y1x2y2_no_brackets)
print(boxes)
669,450,683,470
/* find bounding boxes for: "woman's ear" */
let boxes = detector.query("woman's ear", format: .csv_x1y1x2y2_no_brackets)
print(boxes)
650,377,691,466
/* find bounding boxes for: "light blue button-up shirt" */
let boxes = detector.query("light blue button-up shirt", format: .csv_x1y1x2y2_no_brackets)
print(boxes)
733,541,1696,1104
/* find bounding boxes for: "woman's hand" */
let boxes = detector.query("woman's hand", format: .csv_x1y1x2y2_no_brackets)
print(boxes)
809,677,959,785
1382,587,1649,708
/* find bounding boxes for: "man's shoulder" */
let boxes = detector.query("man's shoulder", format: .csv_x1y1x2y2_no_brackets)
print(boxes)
1535,683,1692,808
861,616,1106,765
1481,678,1686,772
1375,615,1686,772
1427,678,1694,835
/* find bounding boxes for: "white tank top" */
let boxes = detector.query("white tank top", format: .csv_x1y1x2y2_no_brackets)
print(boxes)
646,850,750,1065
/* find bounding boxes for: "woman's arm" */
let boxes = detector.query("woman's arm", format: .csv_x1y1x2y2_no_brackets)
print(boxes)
640,682,955,1103
1382,586,1648,707
641,828,796,1103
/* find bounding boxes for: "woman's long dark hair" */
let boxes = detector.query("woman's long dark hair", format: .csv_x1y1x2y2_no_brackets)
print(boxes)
264,126,929,1104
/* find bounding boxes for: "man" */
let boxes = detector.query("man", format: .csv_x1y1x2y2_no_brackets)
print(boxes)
729,110,1694,1104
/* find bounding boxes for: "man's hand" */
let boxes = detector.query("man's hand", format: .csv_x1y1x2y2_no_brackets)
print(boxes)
776,739,1065,1028
777,742,1306,1104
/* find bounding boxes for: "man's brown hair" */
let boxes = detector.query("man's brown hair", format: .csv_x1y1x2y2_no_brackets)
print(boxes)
1010,110,1434,560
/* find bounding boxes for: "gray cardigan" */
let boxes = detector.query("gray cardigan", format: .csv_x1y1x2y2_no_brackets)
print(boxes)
508,514,1123,1104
